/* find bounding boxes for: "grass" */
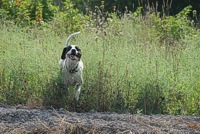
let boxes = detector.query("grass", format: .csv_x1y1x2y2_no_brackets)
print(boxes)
0,12,200,115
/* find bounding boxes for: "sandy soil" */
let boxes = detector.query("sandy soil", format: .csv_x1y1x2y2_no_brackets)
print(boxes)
0,105,200,134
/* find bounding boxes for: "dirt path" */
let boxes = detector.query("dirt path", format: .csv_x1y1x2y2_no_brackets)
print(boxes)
0,105,200,134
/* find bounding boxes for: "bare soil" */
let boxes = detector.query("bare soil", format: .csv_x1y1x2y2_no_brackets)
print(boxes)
0,105,200,134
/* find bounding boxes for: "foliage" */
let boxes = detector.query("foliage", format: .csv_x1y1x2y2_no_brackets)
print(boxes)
0,0,31,25
150,5,195,44
0,0,84,33
135,82,166,114
0,0,59,26
0,2,200,115
49,0,87,34
70,0,200,18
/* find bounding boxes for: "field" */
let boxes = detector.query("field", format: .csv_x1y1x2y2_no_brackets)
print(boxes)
0,6,200,116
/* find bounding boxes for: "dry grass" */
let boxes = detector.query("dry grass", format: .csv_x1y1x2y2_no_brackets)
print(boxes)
0,105,199,133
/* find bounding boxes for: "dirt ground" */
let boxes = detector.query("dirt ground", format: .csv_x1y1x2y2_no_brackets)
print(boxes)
0,104,200,134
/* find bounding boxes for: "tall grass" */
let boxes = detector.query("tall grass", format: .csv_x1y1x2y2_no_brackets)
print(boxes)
0,9,200,115
0,21,62,105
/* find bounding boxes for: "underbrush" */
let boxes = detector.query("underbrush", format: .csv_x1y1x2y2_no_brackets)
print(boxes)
0,6,200,115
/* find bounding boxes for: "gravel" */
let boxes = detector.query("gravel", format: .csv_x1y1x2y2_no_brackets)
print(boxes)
0,105,200,134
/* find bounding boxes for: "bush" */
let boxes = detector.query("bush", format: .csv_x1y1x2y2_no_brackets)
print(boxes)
135,82,166,114
0,0,85,33
49,0,87,34
150,5,195,45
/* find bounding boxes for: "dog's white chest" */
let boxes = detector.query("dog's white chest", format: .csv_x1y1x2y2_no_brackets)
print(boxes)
60,59,83,87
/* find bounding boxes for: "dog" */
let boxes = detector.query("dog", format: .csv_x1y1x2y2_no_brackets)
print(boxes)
59,32,83,101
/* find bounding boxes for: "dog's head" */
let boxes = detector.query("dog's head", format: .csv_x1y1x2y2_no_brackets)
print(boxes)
61,45,82,61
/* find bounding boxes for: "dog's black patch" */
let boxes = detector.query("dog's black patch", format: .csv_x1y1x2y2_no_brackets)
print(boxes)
61,46,72,59
75,46,81,52
75,46,81,59
77,52,81,59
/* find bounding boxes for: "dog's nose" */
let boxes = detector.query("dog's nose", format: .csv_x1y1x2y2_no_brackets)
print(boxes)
71,49,76,54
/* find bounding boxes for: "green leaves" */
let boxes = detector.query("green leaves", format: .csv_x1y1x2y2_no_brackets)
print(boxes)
0,0,84,33
150,6,194,44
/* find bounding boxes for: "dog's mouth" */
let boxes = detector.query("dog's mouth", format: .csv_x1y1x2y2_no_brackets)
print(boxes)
68,54,78,60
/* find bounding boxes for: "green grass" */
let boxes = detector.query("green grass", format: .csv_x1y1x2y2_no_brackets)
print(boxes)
0,15,200,115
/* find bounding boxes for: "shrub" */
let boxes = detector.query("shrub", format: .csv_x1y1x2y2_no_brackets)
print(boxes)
150,5,195,45
0,0,31,26
0,0,84,34
49,0,87,34
135,82,166,114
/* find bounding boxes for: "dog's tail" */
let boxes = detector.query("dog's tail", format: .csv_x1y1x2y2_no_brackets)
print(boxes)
65,31,81,46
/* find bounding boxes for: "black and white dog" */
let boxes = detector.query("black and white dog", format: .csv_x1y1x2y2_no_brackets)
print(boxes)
59,32,83,101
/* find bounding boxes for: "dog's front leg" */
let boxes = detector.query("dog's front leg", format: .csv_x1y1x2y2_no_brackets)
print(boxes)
62,75,69,88
75,84,81,101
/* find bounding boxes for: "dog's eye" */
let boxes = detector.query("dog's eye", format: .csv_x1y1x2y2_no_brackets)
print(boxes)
75,46,81,51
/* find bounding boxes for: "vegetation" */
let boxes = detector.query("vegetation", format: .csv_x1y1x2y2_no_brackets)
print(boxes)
0,0,200,115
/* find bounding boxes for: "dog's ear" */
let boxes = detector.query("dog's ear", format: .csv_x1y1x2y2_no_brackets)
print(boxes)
61,47,67,59
61,46,72,59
